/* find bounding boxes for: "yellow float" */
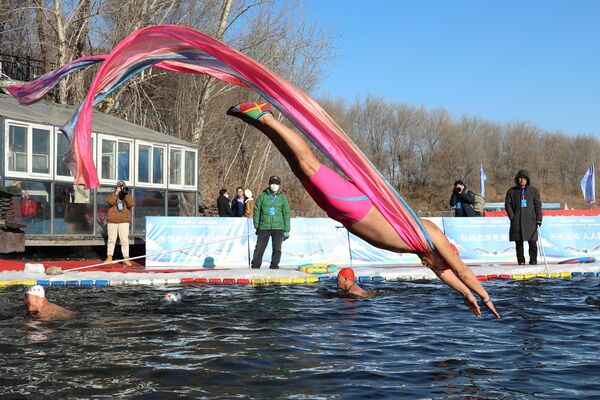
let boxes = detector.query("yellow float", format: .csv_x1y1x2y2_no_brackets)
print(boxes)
297,263,339,275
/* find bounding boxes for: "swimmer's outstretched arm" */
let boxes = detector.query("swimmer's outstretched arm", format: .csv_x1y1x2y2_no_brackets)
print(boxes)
421,220,500,319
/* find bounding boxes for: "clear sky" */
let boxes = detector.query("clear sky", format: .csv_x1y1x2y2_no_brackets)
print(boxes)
304,0,600,137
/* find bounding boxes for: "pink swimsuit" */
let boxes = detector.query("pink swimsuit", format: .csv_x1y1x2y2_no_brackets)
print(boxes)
301,164,373,226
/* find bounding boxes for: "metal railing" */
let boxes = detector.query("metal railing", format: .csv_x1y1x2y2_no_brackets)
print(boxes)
0,53,51,82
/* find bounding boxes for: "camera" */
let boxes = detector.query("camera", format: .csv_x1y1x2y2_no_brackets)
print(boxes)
118,186,130,200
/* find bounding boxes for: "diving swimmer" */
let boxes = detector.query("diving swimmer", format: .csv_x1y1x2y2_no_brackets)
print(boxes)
227,102,500,319
24,285,77,321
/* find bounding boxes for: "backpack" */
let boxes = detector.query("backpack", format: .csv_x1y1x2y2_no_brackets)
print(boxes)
471,192,485,216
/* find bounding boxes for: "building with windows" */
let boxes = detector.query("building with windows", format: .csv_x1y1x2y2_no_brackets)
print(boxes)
0,93,199,246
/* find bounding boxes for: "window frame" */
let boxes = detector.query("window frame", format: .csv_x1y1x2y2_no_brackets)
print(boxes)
168,145,197,190
4,119,54,180
55,130,96,182
183,147,198,189
135,140,167,188
96,133,133,186
168,145,184,188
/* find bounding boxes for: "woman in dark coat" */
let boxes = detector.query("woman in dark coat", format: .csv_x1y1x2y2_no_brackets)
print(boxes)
505,169,543,264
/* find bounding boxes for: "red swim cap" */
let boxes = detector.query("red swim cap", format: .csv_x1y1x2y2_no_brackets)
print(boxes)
338,268,355,281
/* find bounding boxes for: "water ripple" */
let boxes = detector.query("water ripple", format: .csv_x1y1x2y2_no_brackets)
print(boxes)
1,279,600,398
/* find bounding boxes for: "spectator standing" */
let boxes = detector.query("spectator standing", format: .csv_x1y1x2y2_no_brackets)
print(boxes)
449,180,477,217
244,189,255,218
231,187,247,217
217,188,234,217
505,169,543,265
251,176,291,269
106,180,134,267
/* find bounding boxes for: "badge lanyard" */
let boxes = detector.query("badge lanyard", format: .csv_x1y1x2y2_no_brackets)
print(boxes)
520,188,527,208
268,193,277,216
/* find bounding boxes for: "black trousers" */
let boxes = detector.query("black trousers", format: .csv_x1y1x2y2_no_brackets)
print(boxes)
515,240,538,264
251,230,284,269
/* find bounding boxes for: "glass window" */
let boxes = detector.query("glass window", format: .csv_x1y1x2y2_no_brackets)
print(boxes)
32,128,50,173
138,144,151,183
54,183,94,235
96,187,113,235
57,133,94,179
101,139,116,180
132,188,165,233
153,147,164,184
168,191,196,216
170,148,182,185
117,142,130,181
56,132,71,176
8,125,27,172
7,179,51,235
185,150,195,186
7,123,53,177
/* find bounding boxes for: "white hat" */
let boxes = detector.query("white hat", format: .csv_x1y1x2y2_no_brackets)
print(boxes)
164,292,181,302
244,189,253,199
26,285,45,298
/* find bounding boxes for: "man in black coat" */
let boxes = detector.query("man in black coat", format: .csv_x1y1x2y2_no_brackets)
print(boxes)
505,169,543,265
217,188,234,217
449,180,477,217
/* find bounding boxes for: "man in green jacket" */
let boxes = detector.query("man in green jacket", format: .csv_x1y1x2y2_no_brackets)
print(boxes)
251,176,291,269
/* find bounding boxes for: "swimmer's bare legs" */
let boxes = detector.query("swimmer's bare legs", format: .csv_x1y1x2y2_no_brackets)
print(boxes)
243,113,413,252
244,113,320,179
231,109,500,318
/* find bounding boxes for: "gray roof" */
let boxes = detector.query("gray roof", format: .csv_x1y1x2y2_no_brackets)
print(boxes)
0,93,193,146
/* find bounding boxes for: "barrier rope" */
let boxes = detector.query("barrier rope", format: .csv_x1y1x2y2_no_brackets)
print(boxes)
63,233,254,273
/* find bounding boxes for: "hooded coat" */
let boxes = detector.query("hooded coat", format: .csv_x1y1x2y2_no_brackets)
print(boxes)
504,169,543,241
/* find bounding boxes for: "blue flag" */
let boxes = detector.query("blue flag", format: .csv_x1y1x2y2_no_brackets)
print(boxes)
480,164,488,198
580,164,595,205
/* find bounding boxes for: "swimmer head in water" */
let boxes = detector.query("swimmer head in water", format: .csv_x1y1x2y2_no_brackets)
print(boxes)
24,285,47,313
337,268,356,290
337,268,369,298
164,292,182,303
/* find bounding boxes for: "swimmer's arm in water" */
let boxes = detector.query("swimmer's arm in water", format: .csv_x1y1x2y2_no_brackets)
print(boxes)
429,267,481,317
421,220,501,319
44,303,77,321
347,283,369,299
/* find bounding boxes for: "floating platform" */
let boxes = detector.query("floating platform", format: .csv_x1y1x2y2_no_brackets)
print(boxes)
1,259,600,288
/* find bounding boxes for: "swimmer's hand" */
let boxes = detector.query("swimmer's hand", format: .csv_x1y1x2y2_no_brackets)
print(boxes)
463,294,501,319
482,297,501,319
463,293,481,317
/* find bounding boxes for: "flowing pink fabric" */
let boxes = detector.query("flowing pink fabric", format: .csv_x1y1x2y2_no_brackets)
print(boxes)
6,25,433,252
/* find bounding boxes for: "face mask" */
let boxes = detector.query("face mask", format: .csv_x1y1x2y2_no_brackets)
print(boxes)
224,193,229,198
270,184,280,193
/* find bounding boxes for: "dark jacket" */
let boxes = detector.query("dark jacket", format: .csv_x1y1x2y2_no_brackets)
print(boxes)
217,194,234,217
253,188,291,232
449,188,477,217
505,169,543,241
231,196,247,217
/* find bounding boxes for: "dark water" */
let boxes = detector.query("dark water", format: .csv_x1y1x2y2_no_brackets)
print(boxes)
1,278,600,399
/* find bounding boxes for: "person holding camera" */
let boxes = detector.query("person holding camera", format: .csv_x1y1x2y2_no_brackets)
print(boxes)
449,180,477,217
105,180,135,266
